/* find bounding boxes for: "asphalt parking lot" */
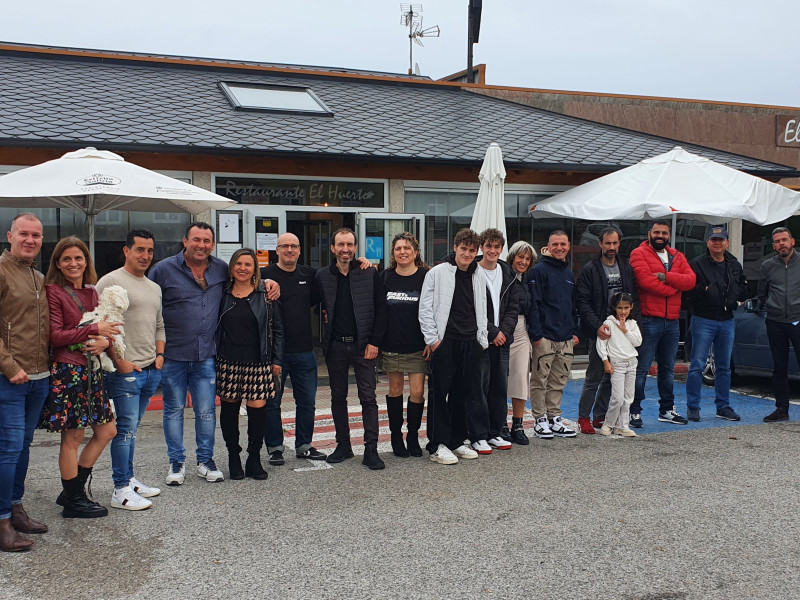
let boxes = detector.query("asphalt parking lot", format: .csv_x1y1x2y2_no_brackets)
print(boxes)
2,374,799,600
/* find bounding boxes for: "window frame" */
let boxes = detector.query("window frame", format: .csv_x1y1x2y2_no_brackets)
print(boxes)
218,82,333,116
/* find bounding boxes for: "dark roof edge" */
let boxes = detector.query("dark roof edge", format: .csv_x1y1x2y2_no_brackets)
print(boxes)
2,139,797,179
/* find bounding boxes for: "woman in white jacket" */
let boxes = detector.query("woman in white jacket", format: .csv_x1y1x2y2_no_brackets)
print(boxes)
596,292,642,437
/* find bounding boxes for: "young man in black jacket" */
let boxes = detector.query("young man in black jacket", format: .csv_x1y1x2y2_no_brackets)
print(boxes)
686,226,749,422
575,226,638,434
473,228,520,453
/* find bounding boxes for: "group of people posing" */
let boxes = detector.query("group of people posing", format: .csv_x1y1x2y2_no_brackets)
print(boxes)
1,212,798,553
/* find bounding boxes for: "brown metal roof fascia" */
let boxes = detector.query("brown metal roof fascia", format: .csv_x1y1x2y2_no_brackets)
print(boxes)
462,83,800,112
0,42,479,91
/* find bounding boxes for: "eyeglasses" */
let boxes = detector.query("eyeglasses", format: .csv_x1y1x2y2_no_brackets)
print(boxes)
277,244,300,249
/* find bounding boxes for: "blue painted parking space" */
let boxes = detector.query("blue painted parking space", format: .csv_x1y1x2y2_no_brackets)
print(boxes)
531,377,798,434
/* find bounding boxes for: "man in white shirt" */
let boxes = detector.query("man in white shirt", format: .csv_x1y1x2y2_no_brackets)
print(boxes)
473,228,519,454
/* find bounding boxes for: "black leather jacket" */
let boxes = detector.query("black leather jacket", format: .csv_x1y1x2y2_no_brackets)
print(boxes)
688,251,749,321
216,281,284,366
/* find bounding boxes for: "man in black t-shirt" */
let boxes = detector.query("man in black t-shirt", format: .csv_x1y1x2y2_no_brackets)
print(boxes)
260,233,328,465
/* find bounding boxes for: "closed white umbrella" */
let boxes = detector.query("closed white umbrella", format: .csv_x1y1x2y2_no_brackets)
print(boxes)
470,142,508,259
530,146,800,243
0,147,237,256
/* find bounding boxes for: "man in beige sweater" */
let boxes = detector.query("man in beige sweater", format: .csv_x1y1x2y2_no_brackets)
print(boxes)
97,229,166,511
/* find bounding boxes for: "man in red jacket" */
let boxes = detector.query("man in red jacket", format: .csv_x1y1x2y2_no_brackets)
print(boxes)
628,220,696,428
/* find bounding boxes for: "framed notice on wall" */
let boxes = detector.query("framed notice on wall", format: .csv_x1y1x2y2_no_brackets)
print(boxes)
217,211,242,244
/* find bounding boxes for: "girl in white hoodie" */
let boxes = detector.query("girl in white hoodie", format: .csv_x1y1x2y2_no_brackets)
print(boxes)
596,293,642,437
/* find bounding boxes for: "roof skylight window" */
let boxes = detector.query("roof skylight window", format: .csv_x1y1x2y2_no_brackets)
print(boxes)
220,82,332,116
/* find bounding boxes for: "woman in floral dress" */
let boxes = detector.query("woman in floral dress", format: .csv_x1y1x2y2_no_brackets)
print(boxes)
42,237,120,518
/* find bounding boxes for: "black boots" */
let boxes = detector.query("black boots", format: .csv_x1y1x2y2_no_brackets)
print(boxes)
386,395,409,457
220,401,244,479
244,405,268,480
406,398,425,457
326,443,355,464
511,417,529,445
362,445,385,470
61,466,108,518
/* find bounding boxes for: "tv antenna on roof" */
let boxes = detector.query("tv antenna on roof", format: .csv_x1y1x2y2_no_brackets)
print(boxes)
400,4,440,75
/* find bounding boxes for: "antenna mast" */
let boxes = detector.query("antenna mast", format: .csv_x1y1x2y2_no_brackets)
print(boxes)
400,4,440,75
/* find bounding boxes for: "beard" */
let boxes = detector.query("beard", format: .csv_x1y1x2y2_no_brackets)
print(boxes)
649,236,668,251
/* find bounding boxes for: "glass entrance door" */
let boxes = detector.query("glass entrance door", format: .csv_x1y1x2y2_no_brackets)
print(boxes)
356,213,425,271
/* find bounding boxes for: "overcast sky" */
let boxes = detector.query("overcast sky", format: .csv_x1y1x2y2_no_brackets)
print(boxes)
2,0,798,107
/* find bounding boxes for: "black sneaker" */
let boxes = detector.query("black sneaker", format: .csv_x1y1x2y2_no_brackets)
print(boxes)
268,451,285,466
629,414,643,428
716,406,741,421
296,447,327,461
763,409,789,422
326,444,355,464
362,446,385,470
687,407,701,422
499,425,513,443
658,409,688,425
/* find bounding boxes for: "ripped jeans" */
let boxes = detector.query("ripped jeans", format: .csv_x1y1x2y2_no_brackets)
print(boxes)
160,358,217,466
106,367,162,488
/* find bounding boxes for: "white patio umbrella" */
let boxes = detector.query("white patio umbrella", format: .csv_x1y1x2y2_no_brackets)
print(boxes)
0,147,237,256
470,142,509,259
530,146,800,244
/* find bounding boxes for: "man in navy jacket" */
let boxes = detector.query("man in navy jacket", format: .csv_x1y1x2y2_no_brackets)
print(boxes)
527,230,579,440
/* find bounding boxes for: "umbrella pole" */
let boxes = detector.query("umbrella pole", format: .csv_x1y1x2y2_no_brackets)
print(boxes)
88,215,95,260
671,213,677,247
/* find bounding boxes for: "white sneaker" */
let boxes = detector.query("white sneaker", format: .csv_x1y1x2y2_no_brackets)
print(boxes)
488,436,512,450
616,427,637,437
130,477,161,498
430,444,458,465
471,439,492,455
197,460,224,482
598,424,613,436
534,417,554,439
452,444,478,459
165,463,185,486
111,486,153,511
551,416,577,438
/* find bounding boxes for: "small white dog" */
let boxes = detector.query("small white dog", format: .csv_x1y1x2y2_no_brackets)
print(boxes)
79,285,129,372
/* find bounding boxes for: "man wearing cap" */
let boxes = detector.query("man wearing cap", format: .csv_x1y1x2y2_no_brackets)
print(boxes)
758,226,800,422
685,226,749,422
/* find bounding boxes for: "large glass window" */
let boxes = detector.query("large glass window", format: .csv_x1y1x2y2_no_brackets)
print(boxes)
0,207,190,277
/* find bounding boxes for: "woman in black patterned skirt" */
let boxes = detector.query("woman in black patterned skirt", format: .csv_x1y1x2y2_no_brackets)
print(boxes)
215,248,283,481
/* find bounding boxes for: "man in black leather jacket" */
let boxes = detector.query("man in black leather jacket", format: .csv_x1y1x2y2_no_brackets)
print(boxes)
686,226,749,422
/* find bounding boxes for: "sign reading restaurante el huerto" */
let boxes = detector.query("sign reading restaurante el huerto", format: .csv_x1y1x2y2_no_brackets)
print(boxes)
776,115,800,148
216,177,384,208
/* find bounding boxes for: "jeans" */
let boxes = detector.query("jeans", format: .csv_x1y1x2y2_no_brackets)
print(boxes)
577,340,611,420
265,350,318,453
325,341,378,448
632,317,680,416
106,367,162,488
530,338,574,419
686,316,734,412
0,376,49,519
160,358,217,465
766,319,800,411
427,338,483,452
477,344,509,440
